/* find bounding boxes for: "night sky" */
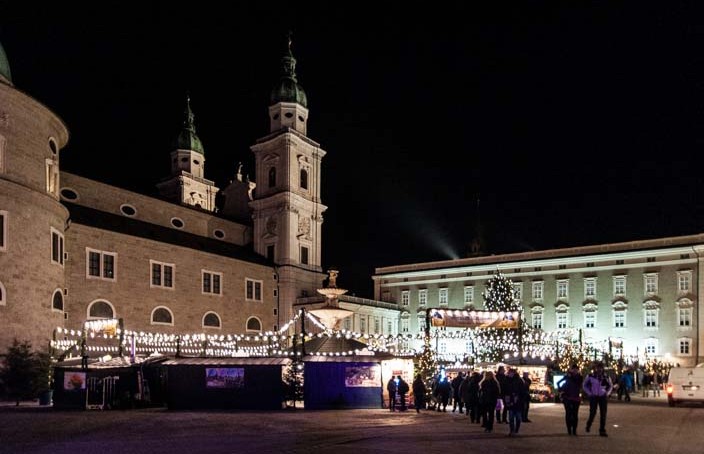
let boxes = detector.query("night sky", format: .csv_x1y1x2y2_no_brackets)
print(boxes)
3,2,704,297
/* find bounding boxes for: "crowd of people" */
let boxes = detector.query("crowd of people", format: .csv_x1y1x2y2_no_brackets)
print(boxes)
385,360,660,438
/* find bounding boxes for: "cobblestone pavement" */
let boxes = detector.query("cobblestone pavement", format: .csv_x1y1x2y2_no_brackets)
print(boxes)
1,394,701,454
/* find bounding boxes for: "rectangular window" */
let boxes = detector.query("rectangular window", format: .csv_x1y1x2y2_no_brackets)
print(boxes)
86,248,116,280
679,339,691,355
613,276,626,296
584,312,596,329
532,312,543,330
401,290,410,307
614,311,626,328
532,281,543,300
150,260,174,288
678,271,691,292
418,315,426,332
645,309,658,328
300,246,309,265
266,244,275,260
556,312,568,329
513,283,522,301
644,274,658,294
439,288,448,306
464,286,474,304
45,158,59,197
343,318,351,331
0,210,6,251
645,339,658,355
584,278,596,298
387,320,392,334
246,278,263,301
557,280,568,299
360,316,367,333
51,228,64,266
374,317,380,334
202,270,222,295
401,318,409,333
419,289,427,306
679,308,692,327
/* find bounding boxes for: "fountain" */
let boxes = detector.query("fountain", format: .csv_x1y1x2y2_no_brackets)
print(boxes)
309,269,353,330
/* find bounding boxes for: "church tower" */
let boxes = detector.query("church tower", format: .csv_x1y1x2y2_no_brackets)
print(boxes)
157,95,219,211
250,36,327,320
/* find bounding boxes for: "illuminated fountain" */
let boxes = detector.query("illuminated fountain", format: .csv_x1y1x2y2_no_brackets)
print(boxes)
308,269,353,330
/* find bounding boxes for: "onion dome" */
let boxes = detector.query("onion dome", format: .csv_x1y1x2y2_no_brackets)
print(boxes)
172,94,204,154
0,41,13,85
269,33,307,107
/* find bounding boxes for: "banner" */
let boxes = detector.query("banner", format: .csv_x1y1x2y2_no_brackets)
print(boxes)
429,309,519,329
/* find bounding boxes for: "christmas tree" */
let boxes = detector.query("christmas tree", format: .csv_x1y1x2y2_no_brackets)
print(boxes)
472,270,527,362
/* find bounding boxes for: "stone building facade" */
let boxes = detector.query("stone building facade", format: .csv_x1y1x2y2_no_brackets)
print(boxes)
0,38,401,355
374,237,704,366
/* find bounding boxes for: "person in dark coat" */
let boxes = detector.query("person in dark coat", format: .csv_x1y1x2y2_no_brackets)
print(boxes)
558,363,584,435
495,365,508,423
479,370,501,433
397,375,410,411
435,374,452,412
503,368,527,436
412,374,427,413
451,372,465,413
387,376,398,411
465,372,482,423
521,371,533,422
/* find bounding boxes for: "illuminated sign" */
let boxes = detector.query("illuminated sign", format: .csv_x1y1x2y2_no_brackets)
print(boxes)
84,318,119,336
429,309,520,329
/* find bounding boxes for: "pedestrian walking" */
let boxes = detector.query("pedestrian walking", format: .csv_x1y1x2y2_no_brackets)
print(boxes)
479,370,501,433
558,363,583,435
451,372,465,413
583,361,613,437
387,376,398,411
412,374,427,413
521,371,532,422
397,375,409,411
503,368,527,436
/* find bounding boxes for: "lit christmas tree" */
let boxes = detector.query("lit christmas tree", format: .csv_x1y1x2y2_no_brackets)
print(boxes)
415,320,437,406
472,270,527,363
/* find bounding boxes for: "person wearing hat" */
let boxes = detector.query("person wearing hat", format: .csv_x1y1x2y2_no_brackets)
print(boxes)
582,361,613,437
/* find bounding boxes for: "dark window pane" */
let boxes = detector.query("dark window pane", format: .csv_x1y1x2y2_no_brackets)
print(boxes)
152,264,161,285
52,291,63,311
153,308,172,324
103,254,114,278
246,280,253,299
247,318,261,331
164,266,173,287
203,273,211,293
213,275,220,294
204,313,220,327
255,282,261,301
89,252,101,276
89,301,114,319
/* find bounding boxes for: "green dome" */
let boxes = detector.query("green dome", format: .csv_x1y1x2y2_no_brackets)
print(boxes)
0,41,12,85
270,41,307,108
172,95,204,154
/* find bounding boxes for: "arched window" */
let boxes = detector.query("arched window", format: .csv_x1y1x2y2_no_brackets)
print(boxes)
268,167,276,188
246,316,262,332
203,311,221,329
299,168,308,190
151,306,174,325
87,300,115,319
52,290,64,311
0,280,6,306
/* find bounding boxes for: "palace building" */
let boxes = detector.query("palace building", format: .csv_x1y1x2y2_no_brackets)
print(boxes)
374,237,704,366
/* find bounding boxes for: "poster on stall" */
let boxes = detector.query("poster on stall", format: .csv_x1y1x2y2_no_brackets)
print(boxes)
205,367,245,389
63,372,86,391
345,365,380,387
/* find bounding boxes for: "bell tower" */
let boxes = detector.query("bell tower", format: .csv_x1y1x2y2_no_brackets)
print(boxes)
250,35,327,320
157,95,218,211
